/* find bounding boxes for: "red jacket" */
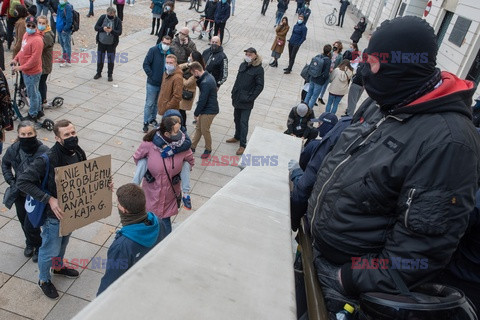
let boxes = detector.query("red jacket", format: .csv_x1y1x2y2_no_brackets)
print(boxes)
14,30,44,75
1,0,26,18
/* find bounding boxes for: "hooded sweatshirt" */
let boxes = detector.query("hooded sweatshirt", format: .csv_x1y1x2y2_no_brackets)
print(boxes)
97,212,163,295
14,30,44,75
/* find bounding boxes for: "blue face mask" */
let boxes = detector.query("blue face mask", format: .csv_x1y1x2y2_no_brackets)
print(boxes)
222,0,227,3
37,25,46,31
297,20,303,24
26,27,36,35
165,64,175,74
59,0,66,5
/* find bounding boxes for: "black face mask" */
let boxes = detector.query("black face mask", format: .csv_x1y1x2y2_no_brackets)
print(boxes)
63,136,79,151
19,136,38,154
211,44,219,51
362,16,439,112
107,15,114,19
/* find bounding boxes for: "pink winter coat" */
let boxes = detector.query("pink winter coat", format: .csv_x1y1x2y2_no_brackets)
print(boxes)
134,141,194,219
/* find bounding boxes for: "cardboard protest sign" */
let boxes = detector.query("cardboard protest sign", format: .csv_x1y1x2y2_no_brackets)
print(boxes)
55,155,112,236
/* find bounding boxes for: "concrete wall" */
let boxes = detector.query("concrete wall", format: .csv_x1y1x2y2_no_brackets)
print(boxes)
72,127,302,320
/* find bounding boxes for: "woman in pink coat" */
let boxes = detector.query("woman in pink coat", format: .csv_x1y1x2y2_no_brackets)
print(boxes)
134,117,194,235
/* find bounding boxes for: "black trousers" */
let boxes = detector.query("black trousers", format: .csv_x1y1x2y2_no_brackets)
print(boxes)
15,194,42,248
6,17,17,49
338,11,346,27
214,22,226,44
116,4,124,21
233,108,252,148
287,43,300,71
261,0,269,14
179,110,187,128
39,73,49,103
96,42,116,76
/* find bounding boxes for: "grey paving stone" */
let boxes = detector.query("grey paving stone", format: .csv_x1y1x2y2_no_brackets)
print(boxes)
44,294,90,320
0,220,26,248
0,308,32,320
0,242,29,275
66,269,104,301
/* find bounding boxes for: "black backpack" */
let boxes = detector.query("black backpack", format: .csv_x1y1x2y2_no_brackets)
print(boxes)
64,4,80,33
307,54,325,78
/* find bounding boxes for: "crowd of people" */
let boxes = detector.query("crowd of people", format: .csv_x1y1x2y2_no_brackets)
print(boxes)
0,0,479,318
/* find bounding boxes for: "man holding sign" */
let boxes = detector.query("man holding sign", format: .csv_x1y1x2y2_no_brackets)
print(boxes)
17,119,87,300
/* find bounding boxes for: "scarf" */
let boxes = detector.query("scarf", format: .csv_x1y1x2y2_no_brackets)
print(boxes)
119,209,148,227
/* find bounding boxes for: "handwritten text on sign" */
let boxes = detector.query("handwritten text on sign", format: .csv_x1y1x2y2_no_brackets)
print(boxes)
56,155,112,236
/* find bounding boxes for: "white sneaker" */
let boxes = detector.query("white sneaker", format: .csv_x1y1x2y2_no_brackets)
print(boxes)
42,102,52,109
60,62,71,68
59,63,66,67
129,3,133,6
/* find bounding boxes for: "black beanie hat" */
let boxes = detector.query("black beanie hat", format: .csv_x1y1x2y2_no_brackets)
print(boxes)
362,16,441,111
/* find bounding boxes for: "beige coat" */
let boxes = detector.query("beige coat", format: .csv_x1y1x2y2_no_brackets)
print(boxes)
328,67,353,96
179,63,197,111
271,24,289,54
157,67,183,115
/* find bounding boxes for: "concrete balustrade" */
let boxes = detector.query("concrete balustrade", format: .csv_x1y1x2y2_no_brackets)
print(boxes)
73,127,303,320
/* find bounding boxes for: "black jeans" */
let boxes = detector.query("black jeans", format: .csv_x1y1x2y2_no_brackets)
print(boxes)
6,17,17,49
287,43,301,71
50,15,57,42
15,194,42,248
116,4,124,21
233,108,252,148
261,0,269,14
179,110,187,128
338,11,346,27
39,73,49,103
214,22,226,44
96,42,116,76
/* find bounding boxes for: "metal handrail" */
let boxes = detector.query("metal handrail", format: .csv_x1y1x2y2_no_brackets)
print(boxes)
297,217,329,320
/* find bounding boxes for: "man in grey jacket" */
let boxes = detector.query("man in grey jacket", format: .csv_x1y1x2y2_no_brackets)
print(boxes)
306,16,480,313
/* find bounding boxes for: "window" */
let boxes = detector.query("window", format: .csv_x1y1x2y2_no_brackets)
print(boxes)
466,48,480,86
448,16,472,47
436,11,454,47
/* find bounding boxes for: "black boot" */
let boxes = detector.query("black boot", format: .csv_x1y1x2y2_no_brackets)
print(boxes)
151,19,155,35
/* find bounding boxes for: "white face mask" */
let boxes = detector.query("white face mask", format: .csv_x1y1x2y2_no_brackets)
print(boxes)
161,43,170,51
187,57,192,63
244,56,252,63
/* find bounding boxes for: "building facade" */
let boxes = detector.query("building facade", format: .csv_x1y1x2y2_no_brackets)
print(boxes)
350,0,480,98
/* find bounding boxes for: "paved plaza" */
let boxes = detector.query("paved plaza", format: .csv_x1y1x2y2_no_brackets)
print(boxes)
0,0,367,318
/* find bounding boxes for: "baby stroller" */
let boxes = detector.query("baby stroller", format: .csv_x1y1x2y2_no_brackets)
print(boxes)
10,71,55,131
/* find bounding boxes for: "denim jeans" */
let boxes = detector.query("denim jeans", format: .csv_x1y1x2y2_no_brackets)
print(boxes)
181,161,191,194
318,81,328,100
162,217,172,235
23,73,42,117
143,82,160,123
275,10,285,26
58,31,72,62
89,0,94,15
325,93,344,114
233,108,252,148
36,3,49,16
38,217,71,282
231,0,235,14
304,82,323,109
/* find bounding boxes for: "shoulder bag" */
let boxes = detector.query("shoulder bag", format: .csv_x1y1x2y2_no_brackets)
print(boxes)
25,154,50,228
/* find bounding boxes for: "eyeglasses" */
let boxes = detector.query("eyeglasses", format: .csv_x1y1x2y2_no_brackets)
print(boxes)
26,24,36,28
179,32,188,36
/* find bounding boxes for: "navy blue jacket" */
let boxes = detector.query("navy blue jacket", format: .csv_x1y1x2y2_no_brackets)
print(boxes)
194,71,219,117
143,45,173,87
288,22,307,46
97,212,166,295
214,2,230,23
290,116,352,231
339,0,350,14
299,7,311,23
277,0,288,12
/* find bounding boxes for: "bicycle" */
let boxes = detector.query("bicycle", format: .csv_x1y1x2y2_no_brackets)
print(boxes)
325,7,337,26
185,15,230,45
191,0,205,13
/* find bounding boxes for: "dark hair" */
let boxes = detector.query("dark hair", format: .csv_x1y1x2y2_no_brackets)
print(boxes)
351,43,359,51
189,61,203,72
281,16,289,26
53,119,73,137
15,5,28,18
191,51,205,69
116,183,146,214
143,116,180,141
27,4,37,16
162,35,172,42
323,44,332,55
339,59,353,72
164,1,174,10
